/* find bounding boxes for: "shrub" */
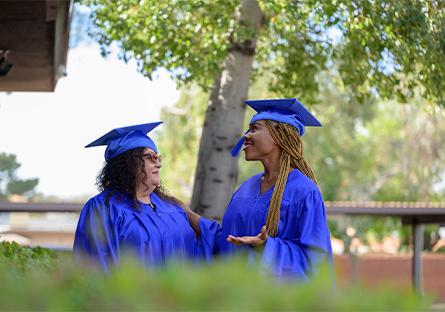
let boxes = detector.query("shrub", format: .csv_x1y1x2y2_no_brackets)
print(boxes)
0,241,57,273
0,244,432,311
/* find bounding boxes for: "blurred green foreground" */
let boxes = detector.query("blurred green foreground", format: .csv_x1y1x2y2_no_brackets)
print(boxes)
0,241,431,311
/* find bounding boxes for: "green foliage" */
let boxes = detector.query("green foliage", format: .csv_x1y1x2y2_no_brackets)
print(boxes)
303,74,445,202
331,0,445,105
80,0,445,201
83,0,445,105
83,0,237,88
0,253,431,311
156,87,207,201
156,72,445,204
0,241,434,308
0,241,57,274
0,152,39,200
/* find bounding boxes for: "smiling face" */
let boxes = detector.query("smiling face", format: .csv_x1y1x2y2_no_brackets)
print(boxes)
243,120,280,161
140,148,162,189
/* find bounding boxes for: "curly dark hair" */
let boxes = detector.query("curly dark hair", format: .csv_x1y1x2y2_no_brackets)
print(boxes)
97,147,184,210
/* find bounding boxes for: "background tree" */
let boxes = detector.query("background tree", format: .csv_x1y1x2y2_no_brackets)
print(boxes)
84,0,445,218
0,153,39,200
158,73,445,204
157,73,445,250
304,75,445,202
156,87,207,201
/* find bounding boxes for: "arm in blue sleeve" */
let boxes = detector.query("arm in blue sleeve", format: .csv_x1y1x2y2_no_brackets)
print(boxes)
73,199,121,271
261,190,333,279
199,217,223,259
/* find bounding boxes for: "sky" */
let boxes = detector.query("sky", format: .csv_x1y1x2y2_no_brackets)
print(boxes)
0,43,180,199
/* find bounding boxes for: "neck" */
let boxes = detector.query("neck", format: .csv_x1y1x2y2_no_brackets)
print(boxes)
261,152,282,184
136,184,156,204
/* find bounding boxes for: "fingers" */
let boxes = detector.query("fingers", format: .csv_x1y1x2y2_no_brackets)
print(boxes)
227,235,242,246
255,226,267,238
236,237,250,244
259,225,268,239
227,235,253,245
227,227,268,247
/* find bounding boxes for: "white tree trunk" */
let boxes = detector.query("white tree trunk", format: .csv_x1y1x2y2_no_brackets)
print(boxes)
191,0,263,219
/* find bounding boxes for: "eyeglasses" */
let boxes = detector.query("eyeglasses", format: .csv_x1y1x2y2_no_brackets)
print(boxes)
142,153,162,163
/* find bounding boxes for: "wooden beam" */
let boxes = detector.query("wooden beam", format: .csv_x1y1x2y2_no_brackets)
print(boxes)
46,0,58,21
0,21,51,38
0,67,55,91
0,1,47,21
0,29,53,53
0,80,54,91
53,0,72,82
0,202,82,213
6,52,52,68
326,206,445,222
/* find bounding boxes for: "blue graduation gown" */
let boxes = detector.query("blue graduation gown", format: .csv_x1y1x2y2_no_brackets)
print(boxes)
73,189,202,271
200,169,333,279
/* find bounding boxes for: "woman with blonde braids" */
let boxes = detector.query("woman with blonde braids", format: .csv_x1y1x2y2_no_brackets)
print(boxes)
185,98,333,279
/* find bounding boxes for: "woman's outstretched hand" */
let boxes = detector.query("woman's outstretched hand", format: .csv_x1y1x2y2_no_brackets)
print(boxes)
227,225,268,247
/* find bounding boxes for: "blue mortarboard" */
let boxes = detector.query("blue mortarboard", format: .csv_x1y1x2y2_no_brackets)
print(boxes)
231,98,322,157
85,122,163,161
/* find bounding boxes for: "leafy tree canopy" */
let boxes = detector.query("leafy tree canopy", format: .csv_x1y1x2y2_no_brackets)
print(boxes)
157,72,445,203
84,0,445,105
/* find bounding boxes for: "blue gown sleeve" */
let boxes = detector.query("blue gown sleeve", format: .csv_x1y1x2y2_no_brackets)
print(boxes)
261,190,333,279
73,198,121,271
172,206,214,261
197,188,243,258
198,217,222,258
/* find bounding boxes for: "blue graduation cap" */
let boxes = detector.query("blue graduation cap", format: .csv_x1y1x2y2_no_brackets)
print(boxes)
85,121,163,161
231,98,322,157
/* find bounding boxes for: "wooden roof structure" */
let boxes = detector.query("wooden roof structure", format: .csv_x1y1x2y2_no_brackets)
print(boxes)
326,201,445,224
0,0,72,91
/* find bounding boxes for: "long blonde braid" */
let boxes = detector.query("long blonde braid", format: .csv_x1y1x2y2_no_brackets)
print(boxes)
264,120,318,237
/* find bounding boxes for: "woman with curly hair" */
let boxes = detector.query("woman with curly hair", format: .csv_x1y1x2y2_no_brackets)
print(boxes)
185,99,333,279
73,122,203,271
